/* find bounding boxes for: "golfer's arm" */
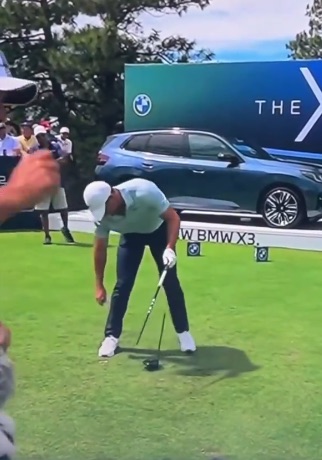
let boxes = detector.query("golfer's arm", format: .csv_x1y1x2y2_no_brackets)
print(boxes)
161,207,180,250
94,237,108,287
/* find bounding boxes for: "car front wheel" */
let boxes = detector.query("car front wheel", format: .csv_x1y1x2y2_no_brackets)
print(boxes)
261,187,305,229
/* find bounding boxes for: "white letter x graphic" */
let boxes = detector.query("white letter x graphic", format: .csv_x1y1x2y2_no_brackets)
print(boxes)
295,67,322,142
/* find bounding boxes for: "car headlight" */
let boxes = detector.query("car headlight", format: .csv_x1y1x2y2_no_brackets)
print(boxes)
301,170,322,182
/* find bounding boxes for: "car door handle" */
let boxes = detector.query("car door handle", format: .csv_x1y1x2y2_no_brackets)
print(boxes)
142,162,153,169
192,169,205,174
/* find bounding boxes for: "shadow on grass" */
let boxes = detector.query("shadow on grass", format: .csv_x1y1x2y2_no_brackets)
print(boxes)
20,457,231,460
51,242,115,248
120,345,260,381
52,241,92,248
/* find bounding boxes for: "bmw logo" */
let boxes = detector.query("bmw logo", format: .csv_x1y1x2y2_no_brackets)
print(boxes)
255,246,269,262
133,94,152,117
189,243,199,255
187,242,201,257
258,248,268,261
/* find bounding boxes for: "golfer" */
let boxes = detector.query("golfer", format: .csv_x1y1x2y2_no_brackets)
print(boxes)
83,178,196,358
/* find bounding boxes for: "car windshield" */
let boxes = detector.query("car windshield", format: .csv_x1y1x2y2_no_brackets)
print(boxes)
228,137,273,160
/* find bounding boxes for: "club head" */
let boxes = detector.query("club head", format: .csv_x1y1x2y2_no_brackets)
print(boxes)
143,358,162,372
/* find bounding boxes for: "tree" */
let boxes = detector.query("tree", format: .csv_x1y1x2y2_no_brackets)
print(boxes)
0,0,81,122
287,0,322,59
0,0,213,181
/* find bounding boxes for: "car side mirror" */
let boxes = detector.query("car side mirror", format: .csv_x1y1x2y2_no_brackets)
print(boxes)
218,152,240,165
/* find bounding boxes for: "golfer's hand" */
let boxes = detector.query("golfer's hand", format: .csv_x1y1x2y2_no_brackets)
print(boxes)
0,323,11,352
95,286,109,306
162,248,177,268
6,150,60,210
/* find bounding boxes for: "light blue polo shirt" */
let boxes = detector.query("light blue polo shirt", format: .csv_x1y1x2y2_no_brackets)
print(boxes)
95,178,170,238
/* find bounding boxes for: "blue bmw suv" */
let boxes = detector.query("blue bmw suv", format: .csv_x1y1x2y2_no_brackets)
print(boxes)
95,128,322,229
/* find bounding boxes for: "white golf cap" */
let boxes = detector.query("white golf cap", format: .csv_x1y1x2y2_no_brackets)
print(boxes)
33,125,47,136
0,51,38,106
83,181,112,222
60,127,69,134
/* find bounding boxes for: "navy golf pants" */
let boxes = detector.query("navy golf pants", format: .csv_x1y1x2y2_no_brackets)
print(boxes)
104,223,189,338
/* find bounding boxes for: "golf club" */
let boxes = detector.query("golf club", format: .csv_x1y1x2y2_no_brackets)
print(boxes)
135,265,168,346
143,312,166,371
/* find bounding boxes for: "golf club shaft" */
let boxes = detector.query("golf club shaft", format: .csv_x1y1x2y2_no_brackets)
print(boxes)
135,266,168,345
156,313,166,360
135,304,154,346
158,268,168,287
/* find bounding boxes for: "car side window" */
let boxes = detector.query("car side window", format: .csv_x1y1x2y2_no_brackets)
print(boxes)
188,134,233,160
123,134,150,152
145,133,185,157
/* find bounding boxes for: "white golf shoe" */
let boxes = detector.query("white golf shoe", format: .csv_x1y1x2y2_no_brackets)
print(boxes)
98,336,119,358
177,331,196,353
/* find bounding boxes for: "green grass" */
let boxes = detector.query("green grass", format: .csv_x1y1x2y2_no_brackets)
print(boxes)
2,231,322,460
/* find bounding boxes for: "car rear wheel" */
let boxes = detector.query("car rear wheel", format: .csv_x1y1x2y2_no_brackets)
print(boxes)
261,187,305,229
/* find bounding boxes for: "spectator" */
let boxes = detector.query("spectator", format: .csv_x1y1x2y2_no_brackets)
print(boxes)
39,120,57,143
34,125,75,245
56,127,73,158
17,121,38,155
5,119,19,137
0,122,20,156
39,120,51,131
0,104,5,123
33,125,61,157
56,126,75,185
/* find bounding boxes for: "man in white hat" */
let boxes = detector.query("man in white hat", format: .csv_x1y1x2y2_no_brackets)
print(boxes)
83,178,196,358
56,126,73,158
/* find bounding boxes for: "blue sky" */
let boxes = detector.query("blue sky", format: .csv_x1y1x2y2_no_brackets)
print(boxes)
78,0,310,61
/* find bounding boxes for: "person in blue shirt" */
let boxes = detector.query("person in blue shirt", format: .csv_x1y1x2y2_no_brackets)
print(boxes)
33,125,74,245
83,178,196,358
